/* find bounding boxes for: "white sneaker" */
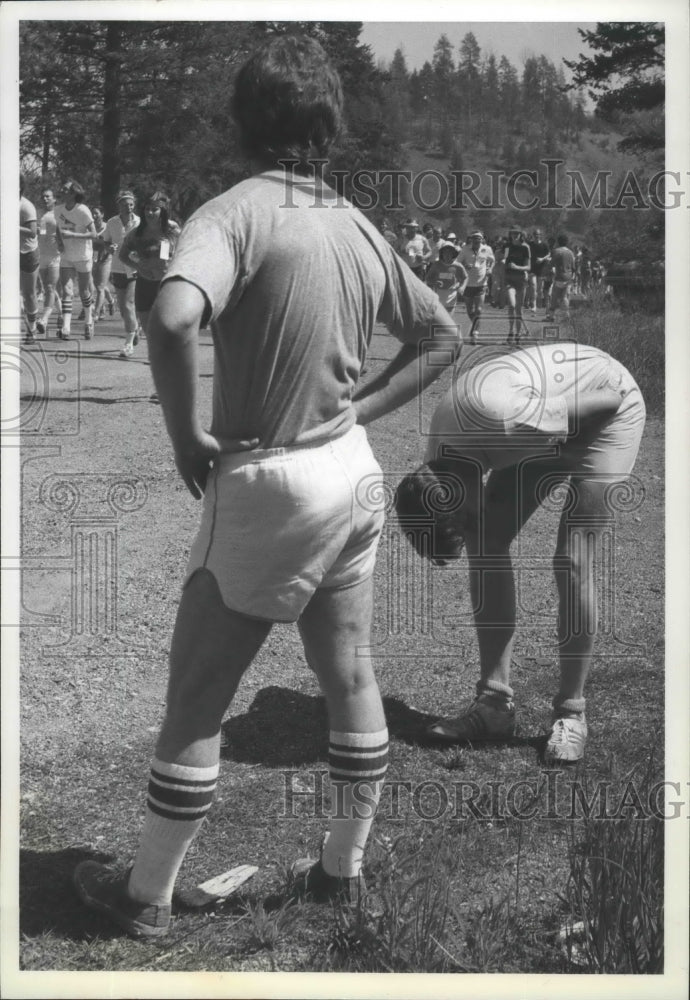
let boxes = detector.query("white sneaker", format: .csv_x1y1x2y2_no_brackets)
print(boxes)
119,342,134,359
544,716,588,764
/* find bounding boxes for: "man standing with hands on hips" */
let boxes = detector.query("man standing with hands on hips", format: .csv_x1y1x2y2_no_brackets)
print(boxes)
74,33,461,937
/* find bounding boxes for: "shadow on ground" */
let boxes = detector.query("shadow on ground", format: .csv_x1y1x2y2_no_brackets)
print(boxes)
20,846,121,941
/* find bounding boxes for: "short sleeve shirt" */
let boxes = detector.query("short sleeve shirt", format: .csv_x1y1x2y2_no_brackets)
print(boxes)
505,243,530,281
527,240,550,275
20,196,38,254
552,247,575,281
457,243,495,288
55,202,94,263
103,213,140,275
163,170,440,449
38,210,61,265
120,222,180,281
425,343,630,472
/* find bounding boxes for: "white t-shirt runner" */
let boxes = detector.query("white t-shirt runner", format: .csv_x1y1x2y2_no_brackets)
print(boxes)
55,202,94,264
20,196,38,254
103,213,140,276
38,210,62,266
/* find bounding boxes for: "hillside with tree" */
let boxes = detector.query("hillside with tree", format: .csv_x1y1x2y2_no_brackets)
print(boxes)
20,20,665,263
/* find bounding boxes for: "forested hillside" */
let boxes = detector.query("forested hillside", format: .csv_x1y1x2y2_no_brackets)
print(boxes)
20,21,665,260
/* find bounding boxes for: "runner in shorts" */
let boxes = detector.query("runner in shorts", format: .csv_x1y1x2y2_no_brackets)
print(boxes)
55,179,97,341
546,233,576,324
19,174,40,344
395,342,646,763
91,206,116,321
73,34,461,938
504,228,530,346
36,187,63,338
100,191,141,355
457,231,494,345
118,191,180,358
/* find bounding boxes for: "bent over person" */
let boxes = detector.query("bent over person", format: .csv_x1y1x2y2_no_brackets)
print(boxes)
74,35,460,937
395,342,645,763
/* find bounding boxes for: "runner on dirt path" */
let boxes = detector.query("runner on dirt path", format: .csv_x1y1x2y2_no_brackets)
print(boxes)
74,34,461,938
395,341,645,763
100,191,141,357
36,187,63,338
456,230,494,345
504,228,530,346
54,179,97,342
118,191,180,358
19,174,40,344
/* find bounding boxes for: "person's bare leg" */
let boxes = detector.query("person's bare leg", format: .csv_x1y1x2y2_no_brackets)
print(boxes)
127,569,271,902
552,477,610,705
298,577,388,879
157,569,272,766
428,460,566,741
467,460,562,688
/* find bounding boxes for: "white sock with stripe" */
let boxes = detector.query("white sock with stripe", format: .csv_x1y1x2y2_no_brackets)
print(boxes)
322,728,389,879
127,758,219,905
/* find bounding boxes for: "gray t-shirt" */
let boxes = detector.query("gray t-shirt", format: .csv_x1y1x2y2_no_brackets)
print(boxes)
163,170,439,449
552,246,575,282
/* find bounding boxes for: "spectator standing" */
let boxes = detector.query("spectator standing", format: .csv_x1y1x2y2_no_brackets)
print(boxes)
73,34,460,936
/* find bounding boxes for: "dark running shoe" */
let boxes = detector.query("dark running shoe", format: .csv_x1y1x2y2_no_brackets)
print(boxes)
73,860,171,938
36,321,46,337
425,697,516,745
288,857,367,906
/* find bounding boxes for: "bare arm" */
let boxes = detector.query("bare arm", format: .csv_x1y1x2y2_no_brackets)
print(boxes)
353,303,462,426
147,279,257,498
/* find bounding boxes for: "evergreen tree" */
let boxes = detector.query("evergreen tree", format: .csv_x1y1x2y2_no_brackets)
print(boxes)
432,34,455,122
458,32,482,138
564,22,664,152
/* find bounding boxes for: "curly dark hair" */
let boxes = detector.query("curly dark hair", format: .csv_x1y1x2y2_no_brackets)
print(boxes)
394,463,469,564
231,34,343,174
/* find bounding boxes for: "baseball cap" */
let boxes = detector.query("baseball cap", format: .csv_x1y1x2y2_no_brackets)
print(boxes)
403,218,419,228
469,230,484,239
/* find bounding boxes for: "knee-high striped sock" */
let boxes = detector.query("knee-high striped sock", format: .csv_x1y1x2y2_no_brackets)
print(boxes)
61,297,72,334
322,728,388,879
127,758,219,905
81,291,93,325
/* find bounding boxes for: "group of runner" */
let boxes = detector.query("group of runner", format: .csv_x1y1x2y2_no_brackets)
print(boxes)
19,178,179,359
383,217,606,344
